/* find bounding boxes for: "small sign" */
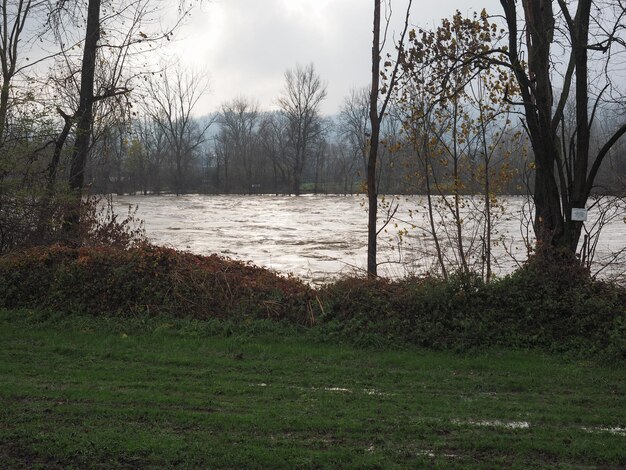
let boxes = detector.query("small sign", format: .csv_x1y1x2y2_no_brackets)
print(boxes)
571,208,588,222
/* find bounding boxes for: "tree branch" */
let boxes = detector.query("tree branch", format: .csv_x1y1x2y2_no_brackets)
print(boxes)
585,123,626,198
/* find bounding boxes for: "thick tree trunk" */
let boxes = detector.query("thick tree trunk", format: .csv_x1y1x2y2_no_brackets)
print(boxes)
521,0,565,249
66,0,101,232
562,0,592,253
502,0,626,259
533,147,564,246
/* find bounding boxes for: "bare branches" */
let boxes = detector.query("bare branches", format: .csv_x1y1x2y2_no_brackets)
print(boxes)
277,63,327,195
367,0,413,276
0,0,49,144
585,122,626,197
378,0,412,122
142,66,211,195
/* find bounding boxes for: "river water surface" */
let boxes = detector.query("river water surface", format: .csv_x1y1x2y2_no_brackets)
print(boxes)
113,194,625,284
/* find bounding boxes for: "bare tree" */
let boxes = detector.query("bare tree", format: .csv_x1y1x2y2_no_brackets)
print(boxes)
498,0,626,256
143,66,212,195
39,0,197,230
134,114,168,194
338,87,370,180
367,0,412,276
326,140,359,194
0,0,51,146
218,97,260,194
66,0,101,200
277,63,327,195
257,111,290,194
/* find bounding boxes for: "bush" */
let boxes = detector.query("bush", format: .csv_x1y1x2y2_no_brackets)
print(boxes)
318,273,489,351
1,244,624,359
317,266,625,358
0,192,147,256
480,259,626,357
0,245,314,322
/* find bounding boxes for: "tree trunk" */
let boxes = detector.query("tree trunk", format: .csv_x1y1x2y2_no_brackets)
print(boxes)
500,0,626,260
0,79,10,145
66,0,101,232
563,0,592,253
367,0,381,277
366,0,411,276
293,172,301,196
423,152,447,280
294,149,302,195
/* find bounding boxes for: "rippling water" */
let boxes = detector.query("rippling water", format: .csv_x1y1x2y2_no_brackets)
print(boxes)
113,194,625,284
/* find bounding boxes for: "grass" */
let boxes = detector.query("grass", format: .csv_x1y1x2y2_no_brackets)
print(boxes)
0,310,624,469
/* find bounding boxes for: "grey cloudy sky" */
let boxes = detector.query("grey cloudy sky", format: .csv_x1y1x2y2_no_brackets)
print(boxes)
167,0,502,116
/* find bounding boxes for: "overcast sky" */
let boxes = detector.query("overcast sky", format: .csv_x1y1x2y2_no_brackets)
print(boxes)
165,0,502,116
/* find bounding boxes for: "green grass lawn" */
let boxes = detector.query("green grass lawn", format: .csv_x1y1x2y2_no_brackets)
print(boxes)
0,310,624,469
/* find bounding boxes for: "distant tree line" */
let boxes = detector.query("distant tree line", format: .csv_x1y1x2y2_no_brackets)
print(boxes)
83,66,625,198
79,62,516,196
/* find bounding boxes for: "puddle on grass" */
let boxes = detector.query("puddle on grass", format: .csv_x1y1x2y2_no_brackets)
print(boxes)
246,385,623,440
415,450,459,459
453,419,530,429
581,426,626,436
251,383,389,397
321,386,389,396
363,388,388,396
366,445,459,459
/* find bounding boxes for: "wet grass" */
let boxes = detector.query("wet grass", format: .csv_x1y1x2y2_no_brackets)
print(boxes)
0,310,624,469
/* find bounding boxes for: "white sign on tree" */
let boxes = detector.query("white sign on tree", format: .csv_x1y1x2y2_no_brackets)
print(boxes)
571,208,588,222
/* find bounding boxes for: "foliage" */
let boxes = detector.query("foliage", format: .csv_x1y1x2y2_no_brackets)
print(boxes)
0,244,313,322
0,188,45,255
318,274,481,351
320,267,625,359
1,244,623,359
391,10,522,281
0,193,146,255
482,249,626,356
79,195,148,249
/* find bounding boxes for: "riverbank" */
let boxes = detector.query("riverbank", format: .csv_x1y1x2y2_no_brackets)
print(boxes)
1,244,625,359
1,310,624,468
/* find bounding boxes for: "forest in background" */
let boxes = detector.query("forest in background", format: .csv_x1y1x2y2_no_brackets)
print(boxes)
66,71,626,198
1,2,624,202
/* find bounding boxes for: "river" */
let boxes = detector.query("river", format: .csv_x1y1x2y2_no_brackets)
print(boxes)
113,194,626,284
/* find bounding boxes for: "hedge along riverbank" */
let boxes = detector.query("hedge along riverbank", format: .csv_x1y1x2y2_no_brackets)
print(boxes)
0,245,312,322
1,244,624,359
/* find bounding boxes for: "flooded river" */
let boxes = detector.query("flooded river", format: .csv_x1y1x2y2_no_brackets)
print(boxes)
113,194,625,284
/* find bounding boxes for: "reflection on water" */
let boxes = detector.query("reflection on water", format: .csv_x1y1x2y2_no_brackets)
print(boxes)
113,194,625,284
